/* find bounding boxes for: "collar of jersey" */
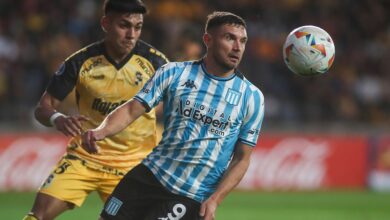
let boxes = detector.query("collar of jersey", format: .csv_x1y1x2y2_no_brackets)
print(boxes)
102,41,136,70
200,61,236,81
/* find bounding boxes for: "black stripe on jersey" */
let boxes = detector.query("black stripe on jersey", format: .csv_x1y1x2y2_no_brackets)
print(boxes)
103,44,132,70
102,40,168,71
133,40,169,73
46,40,168,101
46,41,104,101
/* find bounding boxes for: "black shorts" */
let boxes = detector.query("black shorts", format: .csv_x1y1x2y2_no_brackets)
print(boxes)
100,164,203,220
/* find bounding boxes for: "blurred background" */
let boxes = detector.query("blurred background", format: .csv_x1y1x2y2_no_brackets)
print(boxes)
0,0,389,219
0,0,389,131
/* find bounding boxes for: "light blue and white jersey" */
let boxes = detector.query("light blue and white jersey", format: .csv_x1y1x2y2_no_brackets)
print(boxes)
134,60,265,202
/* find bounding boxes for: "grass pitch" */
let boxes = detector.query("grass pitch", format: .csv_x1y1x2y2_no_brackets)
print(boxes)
1,190,389,220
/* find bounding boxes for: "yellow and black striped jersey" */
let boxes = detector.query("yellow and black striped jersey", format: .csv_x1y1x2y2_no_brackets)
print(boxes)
47,40,168,171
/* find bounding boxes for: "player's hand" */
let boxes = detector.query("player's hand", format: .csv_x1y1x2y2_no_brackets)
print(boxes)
53,115,90,137
199,197,218,220
81,129,104,154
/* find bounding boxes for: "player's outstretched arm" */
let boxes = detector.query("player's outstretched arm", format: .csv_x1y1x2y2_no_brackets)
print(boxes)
199,142,253,220
35,91,89,137
81,98,146,154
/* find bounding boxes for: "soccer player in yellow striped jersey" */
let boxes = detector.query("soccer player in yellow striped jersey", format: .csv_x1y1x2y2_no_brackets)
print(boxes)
23,1,168,220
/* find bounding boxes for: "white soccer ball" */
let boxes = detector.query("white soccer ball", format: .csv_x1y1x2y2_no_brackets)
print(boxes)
283,25,335,76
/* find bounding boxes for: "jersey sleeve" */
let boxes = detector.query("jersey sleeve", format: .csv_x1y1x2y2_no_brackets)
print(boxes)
134,63,176,112
151,51,169,71
46,58,79,101
238,89,265,147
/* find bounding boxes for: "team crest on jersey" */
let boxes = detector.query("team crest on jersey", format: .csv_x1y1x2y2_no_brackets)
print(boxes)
105,197,123,216
225,88,241,105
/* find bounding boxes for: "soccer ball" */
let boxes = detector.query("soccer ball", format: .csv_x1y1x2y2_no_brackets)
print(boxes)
283,25,335,76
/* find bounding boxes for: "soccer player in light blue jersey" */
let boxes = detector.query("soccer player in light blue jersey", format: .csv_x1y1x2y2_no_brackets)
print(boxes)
82,11,265,220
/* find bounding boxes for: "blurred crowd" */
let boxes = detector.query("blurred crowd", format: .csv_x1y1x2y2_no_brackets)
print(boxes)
0,0,389,132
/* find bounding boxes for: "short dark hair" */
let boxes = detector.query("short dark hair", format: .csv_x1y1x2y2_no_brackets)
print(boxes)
103,0,147,15
205,11,246,33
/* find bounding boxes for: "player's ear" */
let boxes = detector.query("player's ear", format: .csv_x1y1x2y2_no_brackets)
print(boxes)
101,16,109,33
203,33,212,48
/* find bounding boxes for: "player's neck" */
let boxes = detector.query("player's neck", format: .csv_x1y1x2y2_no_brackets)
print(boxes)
104,42,129,64
203,57,235,78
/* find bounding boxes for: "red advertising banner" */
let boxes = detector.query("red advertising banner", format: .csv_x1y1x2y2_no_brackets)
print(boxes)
0,133,369,191
238,134,368,190
0,134,68,191
368,136,390,191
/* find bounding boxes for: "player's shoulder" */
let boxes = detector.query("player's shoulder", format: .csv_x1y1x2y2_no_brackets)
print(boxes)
245,79,262,94
134,40,169,69
167,60,196,68
157,60,195,73
65,41,104,64
235,70,264,99
247,80,264,101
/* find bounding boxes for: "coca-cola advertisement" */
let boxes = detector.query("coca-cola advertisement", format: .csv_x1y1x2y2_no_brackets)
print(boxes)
0,133,370,191
238,134,368,190
0,134,68,191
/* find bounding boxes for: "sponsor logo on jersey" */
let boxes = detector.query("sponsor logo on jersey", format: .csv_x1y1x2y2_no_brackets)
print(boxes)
105,197,123,216
176,99,231,136
91,98,126,115
135,57,153,77
181,80,197,89
248,129,259,135
81,58,102,76
142,88,150,94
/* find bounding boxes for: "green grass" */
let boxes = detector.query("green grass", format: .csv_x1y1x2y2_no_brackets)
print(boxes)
2,190,390,220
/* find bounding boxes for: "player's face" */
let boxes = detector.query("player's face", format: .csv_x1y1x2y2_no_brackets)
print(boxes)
103,13,143,56
207,24,247,70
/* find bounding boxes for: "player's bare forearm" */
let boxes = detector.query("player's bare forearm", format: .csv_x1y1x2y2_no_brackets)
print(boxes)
200,143,252,220
34,91,61,127
212,143,252,203
92,99,146,139
35,91,90,137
